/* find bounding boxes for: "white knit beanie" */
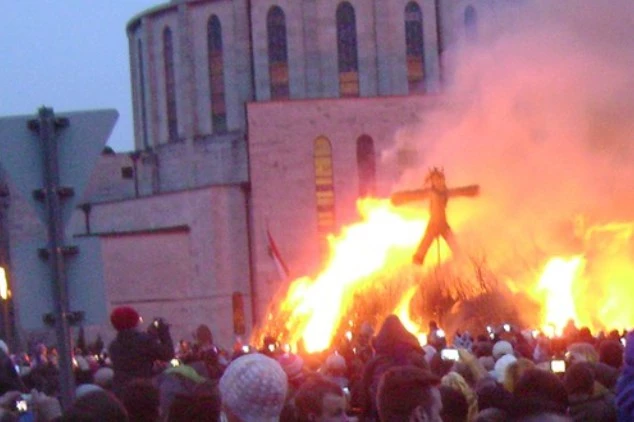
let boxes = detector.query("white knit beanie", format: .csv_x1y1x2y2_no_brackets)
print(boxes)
75,383,103,398
219,353,288,422
93,367,114,388
493,354,517,383
492,341,514,360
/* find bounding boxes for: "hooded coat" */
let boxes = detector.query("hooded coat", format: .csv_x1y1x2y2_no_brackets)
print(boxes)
359,315,427,422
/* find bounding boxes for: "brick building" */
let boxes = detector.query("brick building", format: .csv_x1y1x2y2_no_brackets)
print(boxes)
2,0,489,348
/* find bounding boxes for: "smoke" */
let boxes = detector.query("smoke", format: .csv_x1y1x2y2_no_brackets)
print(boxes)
386,0,634,328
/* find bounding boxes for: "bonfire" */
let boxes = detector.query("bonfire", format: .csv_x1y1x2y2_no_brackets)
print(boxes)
252,197,634,353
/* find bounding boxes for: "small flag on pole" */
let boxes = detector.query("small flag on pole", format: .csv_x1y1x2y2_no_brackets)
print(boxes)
267,228,289,280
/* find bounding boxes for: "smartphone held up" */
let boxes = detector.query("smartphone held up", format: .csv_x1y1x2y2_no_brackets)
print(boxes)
441,348,460,361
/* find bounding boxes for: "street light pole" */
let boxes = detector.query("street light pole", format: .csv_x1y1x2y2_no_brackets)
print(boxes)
31,107,76,408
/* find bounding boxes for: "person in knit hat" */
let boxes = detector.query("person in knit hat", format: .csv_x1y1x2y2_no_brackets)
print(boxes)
157,363,216,416
219,353,288,422
110,306,141,331
277,353,305,390
93,367,114,391
492,341,514,361
108,307,174,397
492,354,517,384
323,353,348,390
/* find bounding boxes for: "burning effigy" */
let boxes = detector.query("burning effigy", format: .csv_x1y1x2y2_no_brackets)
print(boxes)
390,167,479,266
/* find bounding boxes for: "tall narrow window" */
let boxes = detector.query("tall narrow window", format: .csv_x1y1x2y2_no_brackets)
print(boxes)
163,27,178,142
314,136,336,255
267,6,289,99
356,135,376,197
137,39,149,149
208,15,227,133
405,2,425,93
464,5,478,41
336,2,359,97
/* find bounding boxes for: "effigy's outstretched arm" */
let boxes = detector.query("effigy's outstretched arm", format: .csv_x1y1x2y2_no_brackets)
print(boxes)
390,189,431,206
448,184,480,198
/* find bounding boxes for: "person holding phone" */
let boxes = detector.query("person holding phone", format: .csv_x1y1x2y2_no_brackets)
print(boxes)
108,307,174,397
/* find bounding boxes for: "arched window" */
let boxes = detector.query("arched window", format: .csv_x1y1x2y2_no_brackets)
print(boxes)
267,6,289,99
464,5,478,41
232,292,246,335
163,27,178,142
336,2,359,97
208,15,227,133
137,39,149,149
405,2,425,93
314,136,336,254
356,135,376,197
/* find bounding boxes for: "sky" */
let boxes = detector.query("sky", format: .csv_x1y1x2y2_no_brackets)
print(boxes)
0,0,162,153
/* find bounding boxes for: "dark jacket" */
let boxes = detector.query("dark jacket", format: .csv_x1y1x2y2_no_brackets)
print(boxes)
568,392,617,422
109,328,174,394
0,349,25,394
594,362,620,392
360,315,427,422
616,331,634,421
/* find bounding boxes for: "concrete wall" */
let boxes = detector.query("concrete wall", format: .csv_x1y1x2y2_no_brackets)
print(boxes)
76,186,251,348
83,133,248,203
247,94,444,320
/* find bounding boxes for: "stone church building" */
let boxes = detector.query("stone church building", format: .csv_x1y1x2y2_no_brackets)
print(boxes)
2,0,490,348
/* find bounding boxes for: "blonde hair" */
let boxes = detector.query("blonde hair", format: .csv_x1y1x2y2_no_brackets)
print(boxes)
441,372,478,422
502,358,535,393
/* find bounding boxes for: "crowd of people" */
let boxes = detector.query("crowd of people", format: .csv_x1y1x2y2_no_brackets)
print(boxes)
0,306,630,421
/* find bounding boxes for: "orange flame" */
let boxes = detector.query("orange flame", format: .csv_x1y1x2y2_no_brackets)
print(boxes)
394,285,428,346
255,198,453,353
255,195,634,350
536,256,585,336
533,221,634,336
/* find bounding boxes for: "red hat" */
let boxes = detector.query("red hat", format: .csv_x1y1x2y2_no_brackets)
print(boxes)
110,306,140,331
277,353,304,381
